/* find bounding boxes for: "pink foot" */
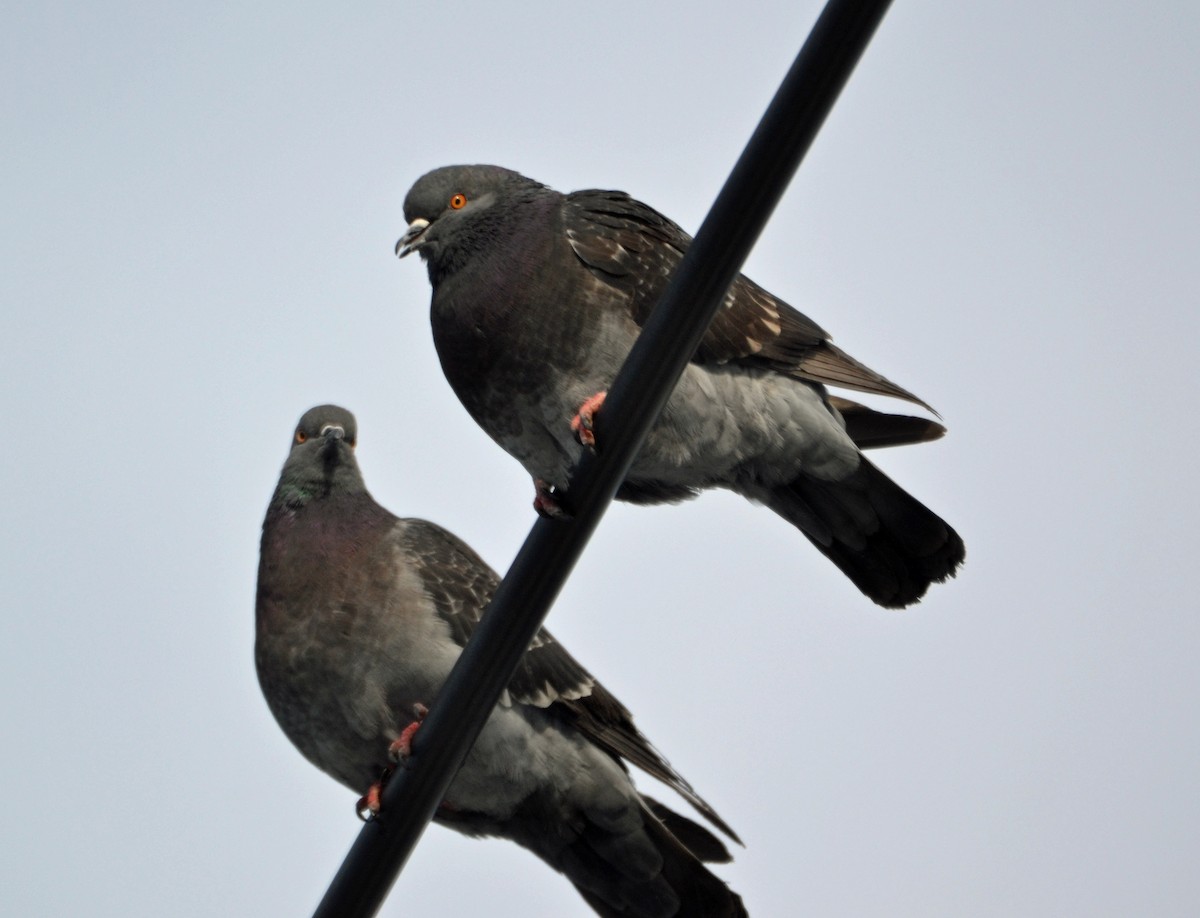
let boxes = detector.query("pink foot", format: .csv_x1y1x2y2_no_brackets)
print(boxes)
356,780,386,821
388,703,429,761
355,703,429,820
571,391,607,448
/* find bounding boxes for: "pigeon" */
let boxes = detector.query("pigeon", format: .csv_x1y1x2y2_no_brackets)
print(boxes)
397,164,964,609
256,405,747,918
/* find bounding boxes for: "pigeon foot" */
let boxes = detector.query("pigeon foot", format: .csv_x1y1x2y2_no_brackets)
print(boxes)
355,703,429,820
388,703,429,761
533,478,572,518
571,390,608,448
356,777,388,821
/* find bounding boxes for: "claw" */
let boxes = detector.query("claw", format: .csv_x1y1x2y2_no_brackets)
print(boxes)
356,779,386,821
388,703,429,761
570,391,608,448
533,478,570,518
355,703,430,820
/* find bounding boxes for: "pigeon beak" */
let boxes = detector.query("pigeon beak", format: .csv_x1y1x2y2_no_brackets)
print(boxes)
318,424,345,460
395,218,430,258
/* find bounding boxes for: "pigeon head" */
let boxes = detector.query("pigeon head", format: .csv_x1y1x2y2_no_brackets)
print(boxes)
272,404,366,508
396,164,546,270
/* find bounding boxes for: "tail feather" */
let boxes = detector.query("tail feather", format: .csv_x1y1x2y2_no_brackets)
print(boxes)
764,456,964,608
642,796,733,864
566,800,748,918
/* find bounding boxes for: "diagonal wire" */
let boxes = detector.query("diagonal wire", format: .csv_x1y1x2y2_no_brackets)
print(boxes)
312,1,893,914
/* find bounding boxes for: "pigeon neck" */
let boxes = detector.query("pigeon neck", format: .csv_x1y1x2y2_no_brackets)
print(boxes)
270,461,369,513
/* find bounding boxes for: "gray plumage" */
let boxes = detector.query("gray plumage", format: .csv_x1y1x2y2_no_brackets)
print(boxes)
256,405,746,918
397,164,964,609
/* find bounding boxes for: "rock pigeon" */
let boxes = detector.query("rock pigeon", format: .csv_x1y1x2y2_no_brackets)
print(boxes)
397,164,964,609
256,405,747,918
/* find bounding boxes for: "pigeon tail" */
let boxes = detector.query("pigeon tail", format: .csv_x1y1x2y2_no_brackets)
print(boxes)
640,796,736,865
564,799,748,918
761,456,965,609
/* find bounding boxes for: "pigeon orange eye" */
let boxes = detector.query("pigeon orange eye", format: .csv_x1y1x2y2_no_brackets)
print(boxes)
295,430,307,444
449,193,467,210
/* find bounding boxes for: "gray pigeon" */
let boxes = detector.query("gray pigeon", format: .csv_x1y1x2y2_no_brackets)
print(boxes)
396,164,965,609
256,405,747,918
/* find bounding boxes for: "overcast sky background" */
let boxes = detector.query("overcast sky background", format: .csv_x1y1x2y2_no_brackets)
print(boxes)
3,2,1198,916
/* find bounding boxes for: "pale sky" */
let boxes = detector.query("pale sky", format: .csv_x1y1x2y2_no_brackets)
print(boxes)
3,2,1198,916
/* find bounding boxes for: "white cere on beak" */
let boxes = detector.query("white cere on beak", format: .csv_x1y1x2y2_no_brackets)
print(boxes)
395,218,431,258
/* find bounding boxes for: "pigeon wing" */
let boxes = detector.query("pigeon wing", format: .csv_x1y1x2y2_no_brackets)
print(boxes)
565,188,935,413
399,517,739,841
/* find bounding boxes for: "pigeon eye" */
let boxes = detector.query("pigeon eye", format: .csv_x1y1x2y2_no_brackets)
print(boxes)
449,193,467,210
295,430,307,444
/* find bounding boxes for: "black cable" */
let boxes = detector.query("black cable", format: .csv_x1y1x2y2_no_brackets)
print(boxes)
312,1,893,914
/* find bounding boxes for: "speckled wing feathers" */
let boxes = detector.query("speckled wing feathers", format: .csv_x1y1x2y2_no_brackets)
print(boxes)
564,188,934,412
397,519,595,707
398,517,739,843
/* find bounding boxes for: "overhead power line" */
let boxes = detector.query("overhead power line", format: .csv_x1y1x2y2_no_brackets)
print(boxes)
312,1,894,915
